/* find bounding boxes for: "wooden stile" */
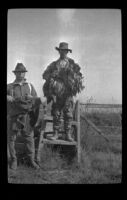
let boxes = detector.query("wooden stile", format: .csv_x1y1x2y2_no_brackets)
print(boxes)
41,100,81,163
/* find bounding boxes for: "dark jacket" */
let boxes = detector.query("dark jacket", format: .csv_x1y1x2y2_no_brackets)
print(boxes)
7,79,37,116
7,79,41,128
42,57,84,102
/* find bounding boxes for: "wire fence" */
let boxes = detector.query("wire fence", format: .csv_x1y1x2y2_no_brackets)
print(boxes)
79,103,122,143
80,103,122,114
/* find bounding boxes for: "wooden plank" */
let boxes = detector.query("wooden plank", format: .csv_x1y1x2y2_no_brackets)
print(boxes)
44,115,53,121
80,103,122,108
71,121,78,126
44,118,78,126
74,101,78,121
42,138,77,146
77,101,81,163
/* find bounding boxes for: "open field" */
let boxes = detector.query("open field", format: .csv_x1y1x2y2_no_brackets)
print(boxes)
8,107,122,184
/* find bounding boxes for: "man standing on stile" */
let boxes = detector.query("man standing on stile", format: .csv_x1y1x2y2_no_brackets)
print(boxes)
43,42,84,141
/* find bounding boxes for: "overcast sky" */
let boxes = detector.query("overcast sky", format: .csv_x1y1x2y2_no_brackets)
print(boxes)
7,9,122,104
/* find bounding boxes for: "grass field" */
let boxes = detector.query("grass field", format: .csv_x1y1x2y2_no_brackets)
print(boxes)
8,110,122,184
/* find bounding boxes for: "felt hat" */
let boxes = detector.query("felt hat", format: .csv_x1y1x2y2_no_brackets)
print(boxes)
12,63,28,73
55,42,72,53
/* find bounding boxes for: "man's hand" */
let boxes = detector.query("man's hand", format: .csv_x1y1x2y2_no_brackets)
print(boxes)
7,95,14,102
25,94,33,100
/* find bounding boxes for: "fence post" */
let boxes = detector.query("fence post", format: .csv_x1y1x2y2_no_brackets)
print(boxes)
77,100,81,164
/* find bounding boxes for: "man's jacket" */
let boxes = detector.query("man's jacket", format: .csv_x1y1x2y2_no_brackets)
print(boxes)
42,57,84,102
7,80,41,129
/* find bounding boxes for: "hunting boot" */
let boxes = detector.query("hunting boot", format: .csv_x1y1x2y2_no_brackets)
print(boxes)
10,159,17,170
28,157,40,169
35,152,41,166
66,130,74,142
50,130,59,140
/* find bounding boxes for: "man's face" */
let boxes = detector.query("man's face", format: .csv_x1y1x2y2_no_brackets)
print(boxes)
59,49,68,58
14,71,26,80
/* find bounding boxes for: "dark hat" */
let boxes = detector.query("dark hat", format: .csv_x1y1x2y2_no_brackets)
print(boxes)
55,42,72,53
12,63,28,73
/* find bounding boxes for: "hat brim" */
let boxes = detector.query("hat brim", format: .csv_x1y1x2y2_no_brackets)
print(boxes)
12,70,28,73
55,47,72,53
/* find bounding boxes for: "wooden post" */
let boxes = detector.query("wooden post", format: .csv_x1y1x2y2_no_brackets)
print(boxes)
77,100,81,164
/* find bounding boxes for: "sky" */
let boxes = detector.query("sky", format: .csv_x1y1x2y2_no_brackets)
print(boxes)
7,9,122,104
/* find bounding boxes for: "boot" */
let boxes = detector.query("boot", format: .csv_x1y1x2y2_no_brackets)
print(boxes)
34,151,41,167
50,130,59,140
66,130,74,142
28,158,40,169
35,158,41,167
10,159,17,170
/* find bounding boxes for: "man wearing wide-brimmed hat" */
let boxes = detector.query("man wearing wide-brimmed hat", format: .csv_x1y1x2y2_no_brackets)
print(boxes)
42,42,84,141
7,63,42,170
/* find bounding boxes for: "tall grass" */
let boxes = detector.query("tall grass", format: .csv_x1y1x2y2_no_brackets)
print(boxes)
8,110,122,184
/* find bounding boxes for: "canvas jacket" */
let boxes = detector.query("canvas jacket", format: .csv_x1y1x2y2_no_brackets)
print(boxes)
7,79,37,116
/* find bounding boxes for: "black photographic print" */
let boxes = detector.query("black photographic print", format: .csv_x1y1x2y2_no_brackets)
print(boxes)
7,9,122,184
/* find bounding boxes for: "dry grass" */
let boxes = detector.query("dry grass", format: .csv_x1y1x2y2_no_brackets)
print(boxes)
8,111,122,184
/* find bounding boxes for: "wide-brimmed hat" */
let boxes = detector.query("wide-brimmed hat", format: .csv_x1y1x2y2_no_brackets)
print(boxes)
55,42,72,53
12,63,28,73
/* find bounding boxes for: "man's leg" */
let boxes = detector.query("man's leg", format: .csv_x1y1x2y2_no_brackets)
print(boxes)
8,131,17,170
22,114,40,169
51,103,61,140
63,97,74,142
8,117,18,170
23,130,40,169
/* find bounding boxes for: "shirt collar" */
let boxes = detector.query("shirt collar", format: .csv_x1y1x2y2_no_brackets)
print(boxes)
13,79,28,85
58,57,69,62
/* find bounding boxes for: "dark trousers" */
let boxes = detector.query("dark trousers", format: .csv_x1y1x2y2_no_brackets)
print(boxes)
7,114,35,161
51,96,73,132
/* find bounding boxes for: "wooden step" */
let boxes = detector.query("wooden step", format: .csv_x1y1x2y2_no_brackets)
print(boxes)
44,115,78,125
44,115,53,122
42,138,77,146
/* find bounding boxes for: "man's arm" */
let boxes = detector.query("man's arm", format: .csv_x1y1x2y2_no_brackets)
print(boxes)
42,62,56,81
7,84,14,102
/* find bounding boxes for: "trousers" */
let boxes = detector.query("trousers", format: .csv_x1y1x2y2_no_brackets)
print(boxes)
7,113,36,161
51,96,73,132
